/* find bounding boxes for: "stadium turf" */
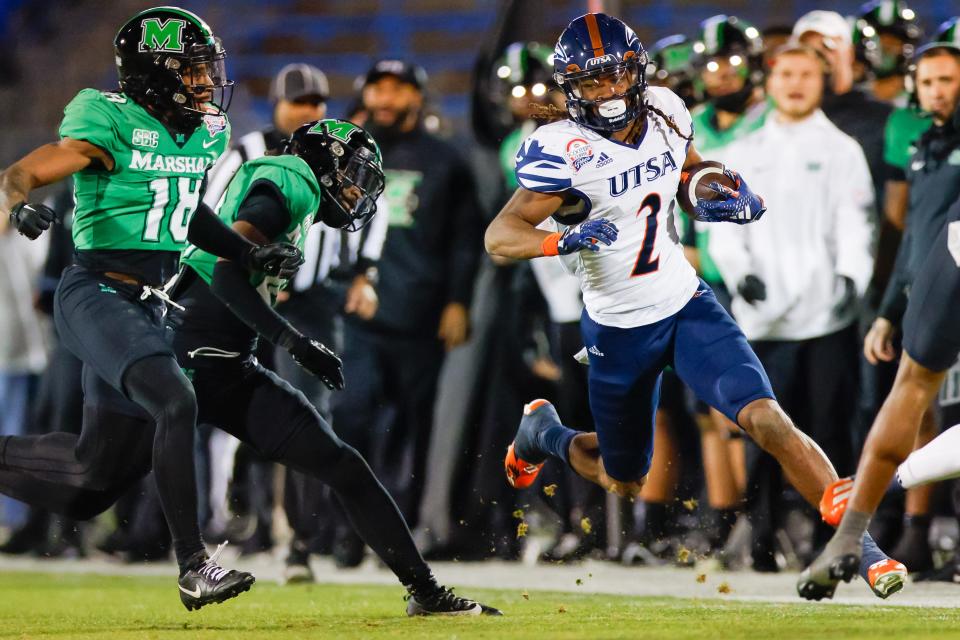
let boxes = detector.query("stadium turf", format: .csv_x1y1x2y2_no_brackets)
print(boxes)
2,572,960,639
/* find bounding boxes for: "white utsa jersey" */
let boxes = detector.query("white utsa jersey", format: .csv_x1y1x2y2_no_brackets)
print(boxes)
515,86,698,328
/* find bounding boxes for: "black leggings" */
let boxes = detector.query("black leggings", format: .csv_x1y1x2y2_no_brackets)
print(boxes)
123,355,204,568
0,355,433,589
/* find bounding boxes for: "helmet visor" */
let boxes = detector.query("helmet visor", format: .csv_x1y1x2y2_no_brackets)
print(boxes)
335,146,385,231
559,59,643,102
179,39,234,113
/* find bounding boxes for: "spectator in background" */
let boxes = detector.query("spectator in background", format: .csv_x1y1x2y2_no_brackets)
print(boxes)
853,0,924,105
330,59,482,564
0,185,83,557
0,196,50,531
711,44,875,571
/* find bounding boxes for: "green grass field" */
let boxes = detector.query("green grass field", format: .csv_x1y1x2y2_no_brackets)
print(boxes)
2,572,960,639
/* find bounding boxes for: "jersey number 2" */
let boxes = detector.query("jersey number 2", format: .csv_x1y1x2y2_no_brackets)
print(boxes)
631,193,661,277
143,177,202,243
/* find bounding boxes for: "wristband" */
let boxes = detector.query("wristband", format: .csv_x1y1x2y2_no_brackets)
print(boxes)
541,232,561,257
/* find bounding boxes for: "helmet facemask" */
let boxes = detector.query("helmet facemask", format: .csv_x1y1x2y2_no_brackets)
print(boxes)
319,143,385,231
168,38,234,122
556,55,647,132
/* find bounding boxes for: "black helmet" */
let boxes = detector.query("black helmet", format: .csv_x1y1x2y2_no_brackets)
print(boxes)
115,6,233,131
854,0,924,78
286,119,385,232
646,35,703,108
693,15,764,112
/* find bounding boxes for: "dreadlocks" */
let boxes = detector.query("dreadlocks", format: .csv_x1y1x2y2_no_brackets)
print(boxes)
528,101,693,142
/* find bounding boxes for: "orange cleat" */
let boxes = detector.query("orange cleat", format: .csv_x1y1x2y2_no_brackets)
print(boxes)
504,400,554,489
867,558,908,599
820,476,854,527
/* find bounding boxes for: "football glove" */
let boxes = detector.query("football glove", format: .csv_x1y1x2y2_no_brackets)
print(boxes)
549,218,618,256
694,170,766,225
737,274,767,305
242,242,305,279
9,202,57,239
286,333,344,390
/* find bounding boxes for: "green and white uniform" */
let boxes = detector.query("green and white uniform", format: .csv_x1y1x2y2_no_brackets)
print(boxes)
176,155,322,353
59,88,230,282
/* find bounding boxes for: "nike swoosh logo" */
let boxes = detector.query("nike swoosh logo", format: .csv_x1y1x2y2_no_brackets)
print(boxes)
179,584,202,598
202,139,218,149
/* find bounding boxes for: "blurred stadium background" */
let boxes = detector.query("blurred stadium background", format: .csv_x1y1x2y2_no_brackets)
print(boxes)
0,0,954,159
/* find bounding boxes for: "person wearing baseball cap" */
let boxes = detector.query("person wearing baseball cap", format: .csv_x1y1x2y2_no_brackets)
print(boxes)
205,63,329,205
328,57,483,562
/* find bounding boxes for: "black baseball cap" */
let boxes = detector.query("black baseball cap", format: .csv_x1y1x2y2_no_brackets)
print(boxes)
270,63,330,103
360,59,428,91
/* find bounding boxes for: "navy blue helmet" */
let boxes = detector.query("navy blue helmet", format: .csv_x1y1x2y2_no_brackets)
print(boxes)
553,13,648,132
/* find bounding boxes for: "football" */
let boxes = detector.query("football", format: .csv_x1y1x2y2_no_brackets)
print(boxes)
676,160,738,220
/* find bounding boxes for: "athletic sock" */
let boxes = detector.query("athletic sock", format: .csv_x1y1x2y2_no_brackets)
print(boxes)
829,509,871,561
177,541,208,575
897,424,960,489
536,425,578,466
643,501,669,542
859,531,887,580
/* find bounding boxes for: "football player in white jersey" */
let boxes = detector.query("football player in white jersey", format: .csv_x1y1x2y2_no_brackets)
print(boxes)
485,12,905,599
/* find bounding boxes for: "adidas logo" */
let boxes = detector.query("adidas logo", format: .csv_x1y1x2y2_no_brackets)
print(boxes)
588,345,604,357
596,152,613,168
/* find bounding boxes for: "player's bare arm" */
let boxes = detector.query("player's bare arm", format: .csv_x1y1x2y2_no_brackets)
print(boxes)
0,138,112,235
484,188,563,259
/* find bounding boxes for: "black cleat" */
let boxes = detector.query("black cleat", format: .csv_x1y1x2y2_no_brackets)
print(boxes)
405,585,502,617
797,553,860,601
178,542,255,611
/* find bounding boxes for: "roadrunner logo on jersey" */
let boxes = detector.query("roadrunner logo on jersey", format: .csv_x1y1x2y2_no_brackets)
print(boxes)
139,18,186,53
566,138,595,172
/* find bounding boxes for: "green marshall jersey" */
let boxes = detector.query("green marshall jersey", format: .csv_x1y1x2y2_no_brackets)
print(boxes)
59,88,230,253
180,154,321,306
883,105,932,174
685,99,772,284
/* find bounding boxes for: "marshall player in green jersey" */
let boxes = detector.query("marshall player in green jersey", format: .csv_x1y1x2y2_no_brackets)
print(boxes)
0,119,502,616
0,7,302,610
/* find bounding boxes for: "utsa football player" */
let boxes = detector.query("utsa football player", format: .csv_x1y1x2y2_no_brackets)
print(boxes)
0,119,502,616
484,12,905,598
0,7,302,609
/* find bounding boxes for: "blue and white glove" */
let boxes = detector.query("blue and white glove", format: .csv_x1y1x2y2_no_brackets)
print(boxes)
694,170,766,225
558,218,619,255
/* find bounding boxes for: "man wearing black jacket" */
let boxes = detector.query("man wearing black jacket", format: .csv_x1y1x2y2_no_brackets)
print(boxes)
331,60,483,559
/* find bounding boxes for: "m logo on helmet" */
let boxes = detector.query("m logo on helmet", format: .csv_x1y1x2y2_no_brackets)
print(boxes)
139,18,186,53
310,120,357,144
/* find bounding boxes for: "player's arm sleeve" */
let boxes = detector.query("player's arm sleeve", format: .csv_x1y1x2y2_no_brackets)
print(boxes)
878,227,911,325
445,151,483,306
57,90,119,168
514,132,574,193
832,143,876,296
203,147,244,207
187,180,291,265
208,188,300,345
